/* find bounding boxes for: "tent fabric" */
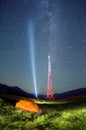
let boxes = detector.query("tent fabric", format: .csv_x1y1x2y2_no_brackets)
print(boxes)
15,100,41,112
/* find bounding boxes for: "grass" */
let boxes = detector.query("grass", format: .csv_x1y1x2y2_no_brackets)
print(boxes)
0,98,86,130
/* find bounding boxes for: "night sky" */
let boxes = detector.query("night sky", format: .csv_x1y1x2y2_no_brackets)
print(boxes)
0,0,86,95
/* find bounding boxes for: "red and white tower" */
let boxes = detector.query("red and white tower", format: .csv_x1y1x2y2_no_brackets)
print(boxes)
46,56,55,99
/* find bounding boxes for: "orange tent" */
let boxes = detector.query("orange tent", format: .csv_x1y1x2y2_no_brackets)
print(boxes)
15,100,41,113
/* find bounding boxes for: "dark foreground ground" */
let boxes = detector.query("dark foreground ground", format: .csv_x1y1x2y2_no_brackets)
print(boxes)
0,98,86,130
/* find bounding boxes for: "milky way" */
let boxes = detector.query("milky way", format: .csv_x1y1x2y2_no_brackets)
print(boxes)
0,0,86,94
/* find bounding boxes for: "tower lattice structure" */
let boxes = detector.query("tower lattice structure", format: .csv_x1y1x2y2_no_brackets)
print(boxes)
46,56,55,99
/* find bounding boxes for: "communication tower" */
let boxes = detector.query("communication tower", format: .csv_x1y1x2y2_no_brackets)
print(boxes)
46,56,55,99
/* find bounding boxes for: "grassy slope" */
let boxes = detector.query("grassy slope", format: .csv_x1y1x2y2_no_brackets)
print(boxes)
0,98,86,130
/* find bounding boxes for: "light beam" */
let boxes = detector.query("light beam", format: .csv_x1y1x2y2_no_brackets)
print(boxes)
28,21,38,98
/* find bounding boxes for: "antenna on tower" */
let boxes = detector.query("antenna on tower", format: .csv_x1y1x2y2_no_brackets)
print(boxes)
46,55,55,99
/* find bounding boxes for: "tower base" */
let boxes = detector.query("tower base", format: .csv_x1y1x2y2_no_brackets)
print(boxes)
46,95,55,99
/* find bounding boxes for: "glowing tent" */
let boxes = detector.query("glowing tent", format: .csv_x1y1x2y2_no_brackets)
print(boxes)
15,100,41,112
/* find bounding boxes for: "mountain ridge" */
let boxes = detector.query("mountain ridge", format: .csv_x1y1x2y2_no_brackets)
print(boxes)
0,83,86,99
